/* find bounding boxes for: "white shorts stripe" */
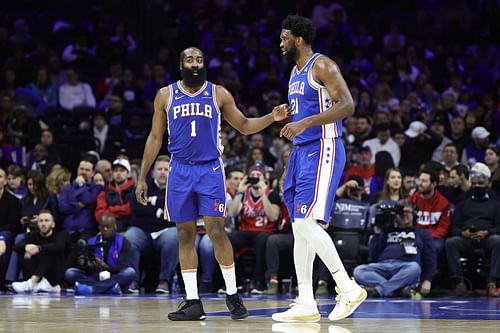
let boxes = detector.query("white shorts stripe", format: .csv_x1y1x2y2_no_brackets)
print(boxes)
306,138,336,220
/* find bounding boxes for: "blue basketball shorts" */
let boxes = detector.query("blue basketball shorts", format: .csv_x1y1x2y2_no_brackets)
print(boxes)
164,158,226,222
283,137,346,223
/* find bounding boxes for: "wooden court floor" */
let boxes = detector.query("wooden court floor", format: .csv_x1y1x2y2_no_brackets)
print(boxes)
1,294,500,333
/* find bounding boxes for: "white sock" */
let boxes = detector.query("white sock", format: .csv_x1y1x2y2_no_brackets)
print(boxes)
220,264,237,295
294,218,355,294
292,222,316,305
181,270,199,300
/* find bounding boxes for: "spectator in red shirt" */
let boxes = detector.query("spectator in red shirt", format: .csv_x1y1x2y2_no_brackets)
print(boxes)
343,146,375,194
409,169,451,259
95,158,135,231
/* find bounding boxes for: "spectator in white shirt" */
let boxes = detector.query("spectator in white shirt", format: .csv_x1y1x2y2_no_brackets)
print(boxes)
58,67,96,111
363,123,401,166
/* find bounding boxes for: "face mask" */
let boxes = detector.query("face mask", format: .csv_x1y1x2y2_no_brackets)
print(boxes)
181,65,207,88
471,186,487,199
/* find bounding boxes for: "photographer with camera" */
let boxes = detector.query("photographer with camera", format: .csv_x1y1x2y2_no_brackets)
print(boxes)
445,162,500,296
227,162,280,293
353,200,436,298
65,214,135,295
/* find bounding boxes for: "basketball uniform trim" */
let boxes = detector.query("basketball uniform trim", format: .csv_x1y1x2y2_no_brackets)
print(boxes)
176,80,208,97
219,156,228,216
165,86,174,149
212,84,224,156
164,163,171,221
306,56,338,138
305,138,336,219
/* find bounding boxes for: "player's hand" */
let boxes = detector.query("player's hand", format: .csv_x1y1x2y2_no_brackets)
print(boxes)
0,240,6,256
135,180,149,206
280,120,307,140
272,103,290,121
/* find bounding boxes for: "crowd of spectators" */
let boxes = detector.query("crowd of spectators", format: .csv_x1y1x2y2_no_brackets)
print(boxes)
0,0,500,297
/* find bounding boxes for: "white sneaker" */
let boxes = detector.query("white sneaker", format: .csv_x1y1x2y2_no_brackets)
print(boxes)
272,323,321,333
328,286,367,321
272,301,321,323
33,278,61,294
12,279,34,293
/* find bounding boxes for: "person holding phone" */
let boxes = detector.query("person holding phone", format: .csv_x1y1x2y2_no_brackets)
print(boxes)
227,162,281,294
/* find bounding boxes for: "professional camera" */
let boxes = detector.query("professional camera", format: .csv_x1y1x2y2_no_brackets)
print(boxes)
374,203,404,233
77,239,107,271
247,176,260,185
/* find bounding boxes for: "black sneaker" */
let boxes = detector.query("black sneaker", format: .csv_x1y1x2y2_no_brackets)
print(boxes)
226,293,248,320
168,299,206,321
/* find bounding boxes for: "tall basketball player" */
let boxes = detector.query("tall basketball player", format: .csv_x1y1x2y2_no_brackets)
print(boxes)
135,47,288,321
272,15,367,322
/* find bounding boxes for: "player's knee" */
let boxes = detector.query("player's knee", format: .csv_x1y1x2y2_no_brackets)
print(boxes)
177,228,196,245
206,224,226,243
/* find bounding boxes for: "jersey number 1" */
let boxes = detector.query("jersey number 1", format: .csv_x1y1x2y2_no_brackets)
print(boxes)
190,120,196,137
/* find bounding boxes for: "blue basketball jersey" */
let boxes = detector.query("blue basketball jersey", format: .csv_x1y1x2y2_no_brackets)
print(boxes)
288,53,343,145
166,81,223,162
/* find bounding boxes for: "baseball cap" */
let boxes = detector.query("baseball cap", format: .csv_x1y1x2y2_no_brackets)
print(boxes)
471,126,490,140
248,162,266,176
112,158,131,173
471,162,491,179
405,121,427,138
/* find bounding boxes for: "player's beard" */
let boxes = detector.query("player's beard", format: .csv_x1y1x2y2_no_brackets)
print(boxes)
181,66,207,88
286,45,297,62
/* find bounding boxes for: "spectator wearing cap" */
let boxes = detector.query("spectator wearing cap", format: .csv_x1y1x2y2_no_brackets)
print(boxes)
343,146,375,195
446,162,500,297
363,123,400,166
227,162,281,293
400,121,441,173
461,126,490,167
95,158,135,231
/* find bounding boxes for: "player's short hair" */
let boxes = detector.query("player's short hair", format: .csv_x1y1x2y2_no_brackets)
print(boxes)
179,47,204,63
281,14,317,44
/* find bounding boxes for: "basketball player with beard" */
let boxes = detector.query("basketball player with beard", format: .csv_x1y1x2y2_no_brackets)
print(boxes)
135,47,288,321
272,15,366,323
